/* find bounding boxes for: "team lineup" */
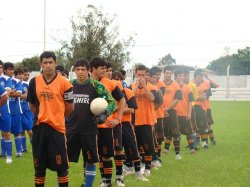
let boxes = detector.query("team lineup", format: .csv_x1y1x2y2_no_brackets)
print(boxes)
0,51,219,187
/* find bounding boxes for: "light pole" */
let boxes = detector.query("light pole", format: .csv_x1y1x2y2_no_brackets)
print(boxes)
43,0,46,51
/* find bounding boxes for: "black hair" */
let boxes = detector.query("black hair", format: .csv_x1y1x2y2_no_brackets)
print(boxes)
119,69,126,76
194,69,203,78
135,64,148,73
3,62,14,70
14,67,24,76
90,57,107,72
40,51,56,62
55,65,64,73
112,71,124,80
148,68,157,76
74,59,90,70
151,66,162,74
23,68,30,73
163,65,173,73
0,60,3,66
106,61,113,69
174,69,184,77
63,69,69,77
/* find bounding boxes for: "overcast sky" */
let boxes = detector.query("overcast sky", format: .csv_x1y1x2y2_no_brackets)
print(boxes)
1,0,250,69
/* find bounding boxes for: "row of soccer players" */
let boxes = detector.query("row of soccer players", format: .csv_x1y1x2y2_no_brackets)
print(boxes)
65,57,218,187
0,61,33,163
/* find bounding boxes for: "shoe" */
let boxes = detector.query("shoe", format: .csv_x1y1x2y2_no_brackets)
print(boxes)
144,169,151,177
16,153,23,157
6,157,13,164
211,140,216,145
122,165,134,176
175,154,182,160
135,172,149,182
115,178,125,187
0,153,6,158
22,149,28,153
202,144,209,149
163,149,169,154
99,182,112,187
151,160,158,170
190,149,196,154
140,163,145,174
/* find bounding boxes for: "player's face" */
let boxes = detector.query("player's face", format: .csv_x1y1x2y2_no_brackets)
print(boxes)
23,72,30,81
75,66,88,82
155,73,161,82
5,68,14,77
194,75,203,85
105,67,112,79
164,70,173,82
135,70,147,80
175,73,184,84
16,73,23,81
40,57,56,76
151,75,158,85
93,66,106,79
184,73,190,84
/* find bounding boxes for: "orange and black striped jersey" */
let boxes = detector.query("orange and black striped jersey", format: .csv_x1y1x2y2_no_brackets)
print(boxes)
121,87,138,122
204,81,213,110
195,82,210,111
176,83,194,117
28,74,73,133
131,82,157,126
163,80,182,110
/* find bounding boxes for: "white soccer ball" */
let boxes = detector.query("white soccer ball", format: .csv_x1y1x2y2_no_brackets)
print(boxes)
90,97,108,116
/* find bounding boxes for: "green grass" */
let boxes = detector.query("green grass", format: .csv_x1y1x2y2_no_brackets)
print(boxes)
0,101,250,187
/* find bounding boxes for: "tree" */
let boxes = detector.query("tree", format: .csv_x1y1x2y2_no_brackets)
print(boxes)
158,53,176,66
16,56,40,71
207,47,250,75
60,5,135,70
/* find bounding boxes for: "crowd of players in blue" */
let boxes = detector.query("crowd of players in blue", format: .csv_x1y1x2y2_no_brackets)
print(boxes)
0,60,33,164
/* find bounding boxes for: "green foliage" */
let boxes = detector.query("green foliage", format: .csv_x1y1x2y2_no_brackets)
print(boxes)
1,101,249,186
60,5,135,71
16,56,40,71
207,47,250,75
158,53,176,66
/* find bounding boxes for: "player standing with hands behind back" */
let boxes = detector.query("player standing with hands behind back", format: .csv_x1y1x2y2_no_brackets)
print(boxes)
28,51,74,187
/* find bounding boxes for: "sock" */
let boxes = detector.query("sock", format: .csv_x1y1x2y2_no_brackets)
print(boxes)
15,136,22,154
99,157,104,181
133,159,141,173
35,171,46,187
5,139,12,158
103,160,112,184
208,130,215,142
165,138,172,150
173,139,180,155
57,170,69,187
144,155,152,170
30,139,32,145
186,136,195,150
21,136,27,151
157,144,162,158
114,154,123,177
1,138,6,155
84,165,96,187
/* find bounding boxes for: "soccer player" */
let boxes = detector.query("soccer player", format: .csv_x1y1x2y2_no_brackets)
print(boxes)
174,69,196,154
130,64,158,177
90,57,125,187
162,66,183,160
4,63,23,157
112,71,149,181
0,60,13,163
28,51,74,187
67,59,116,187
15,68,33,152
193,69,210,148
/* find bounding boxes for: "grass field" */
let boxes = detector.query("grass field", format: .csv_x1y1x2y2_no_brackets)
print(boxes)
0,101,250,187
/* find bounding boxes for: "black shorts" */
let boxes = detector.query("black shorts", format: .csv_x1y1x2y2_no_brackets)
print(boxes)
32,124,68,172
178,116,193,135
113,124,123,152
194,105,208,131
122,122,140,161
163,109,180,138
134,125,154,156
155,118,164,143
207,109,214,126
98,128,114,158
66,133,99,164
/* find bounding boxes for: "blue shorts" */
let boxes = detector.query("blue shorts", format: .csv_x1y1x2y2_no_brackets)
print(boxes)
0,113,11,132
22,110,34,131
11,114,23,134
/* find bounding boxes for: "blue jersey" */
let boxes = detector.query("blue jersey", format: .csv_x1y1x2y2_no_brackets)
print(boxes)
0,75,12,113
21,81,30,112
0,84,7,98
9,77,23,115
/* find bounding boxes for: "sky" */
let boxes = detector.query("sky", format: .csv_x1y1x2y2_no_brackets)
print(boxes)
1,0,250,69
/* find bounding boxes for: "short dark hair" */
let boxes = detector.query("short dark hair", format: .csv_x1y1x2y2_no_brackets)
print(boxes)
23,68,30,73
106,61,113,69
56,65,64,73
90,57,107,72
63,70,69,77
0,60,3,66
119,69,126,76
148,67,157,76
14,67,24,76
194,69,203,78
163,65,173,73
40,51,56,62
112,71,124,80
151,66,162,74
174,69,184,77
3,62,14,70
74,59,90,70
135,64,148,73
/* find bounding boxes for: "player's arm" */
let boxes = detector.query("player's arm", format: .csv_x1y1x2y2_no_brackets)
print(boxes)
27,78,36,114
9,81,22,97
141,79,154,101
123,89,138,114
94,80,116,116
187,91,194,119
63,87,74,118
164,89,182,111
154,89,163,111
0,85,8,108
203,73,219,88
111,86,126,122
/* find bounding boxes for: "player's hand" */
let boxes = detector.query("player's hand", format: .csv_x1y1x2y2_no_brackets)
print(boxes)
93,111,108,125
140,78,147,88
107,119,120,128
186,113,191,120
